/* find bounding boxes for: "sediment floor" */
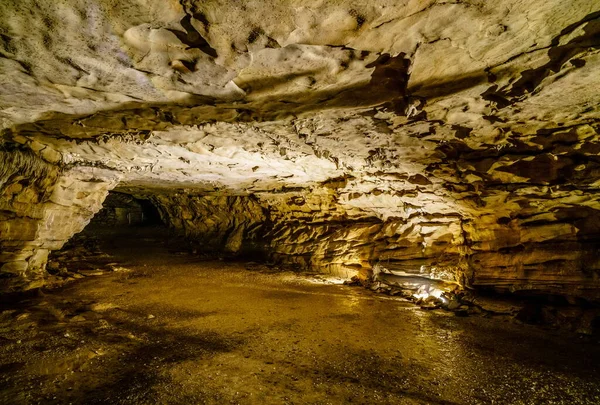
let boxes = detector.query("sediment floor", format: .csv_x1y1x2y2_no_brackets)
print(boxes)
1,229,599,404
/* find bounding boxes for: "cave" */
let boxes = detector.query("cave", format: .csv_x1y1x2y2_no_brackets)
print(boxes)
1,1,600,403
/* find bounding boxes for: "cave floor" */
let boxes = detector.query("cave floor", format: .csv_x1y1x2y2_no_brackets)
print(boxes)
1,229,600,405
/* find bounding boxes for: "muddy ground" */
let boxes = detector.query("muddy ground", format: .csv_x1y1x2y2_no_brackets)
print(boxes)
1,228,599,404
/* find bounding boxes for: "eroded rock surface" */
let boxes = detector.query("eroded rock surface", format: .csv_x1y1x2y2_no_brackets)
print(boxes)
1,0,599,301
0,148,118,290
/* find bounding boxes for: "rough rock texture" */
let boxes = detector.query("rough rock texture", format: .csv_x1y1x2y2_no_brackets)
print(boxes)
1,1,600,300
0,148,119,290
151,194,266,254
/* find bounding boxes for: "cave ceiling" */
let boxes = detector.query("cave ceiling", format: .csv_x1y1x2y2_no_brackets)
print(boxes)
0,0,598,198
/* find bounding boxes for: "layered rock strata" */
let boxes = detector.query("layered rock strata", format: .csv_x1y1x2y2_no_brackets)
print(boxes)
0,148,118,290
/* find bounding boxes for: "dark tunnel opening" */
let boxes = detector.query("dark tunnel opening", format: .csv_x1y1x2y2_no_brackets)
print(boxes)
138,198,164,226
89,191,165,228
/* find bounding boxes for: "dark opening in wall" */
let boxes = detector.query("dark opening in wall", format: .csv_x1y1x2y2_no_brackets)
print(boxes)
90,191,163,227
138,198,163,226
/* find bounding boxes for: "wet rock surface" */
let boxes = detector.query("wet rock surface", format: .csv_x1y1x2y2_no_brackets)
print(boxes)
1,230,600,405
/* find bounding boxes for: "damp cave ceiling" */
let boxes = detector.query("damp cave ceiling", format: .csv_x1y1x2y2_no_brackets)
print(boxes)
1,0,600,200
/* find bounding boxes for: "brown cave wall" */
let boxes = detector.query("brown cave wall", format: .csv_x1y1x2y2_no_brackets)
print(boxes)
2,166,598,302
435,122,600,301
146,189,466,284
0,148,119,291
267,200,598,302
464,206,600,301
260,191,467,284
145,186,600,302
149,193,267,255
0,148,61,289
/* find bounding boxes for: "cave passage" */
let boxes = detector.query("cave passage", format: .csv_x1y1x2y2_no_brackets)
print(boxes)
2,0,600,403
1,230,600,404
89,192,164,228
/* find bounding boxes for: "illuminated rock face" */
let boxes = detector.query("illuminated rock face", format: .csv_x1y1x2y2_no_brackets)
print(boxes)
0,149,119,290
0,1,599,299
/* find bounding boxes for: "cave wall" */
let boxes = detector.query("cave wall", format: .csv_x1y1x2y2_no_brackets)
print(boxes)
451,122,600,300
0,148,119,290
151,194,266,254
144,185,467,283
465,204,600,299
146,169,599,301
258,190,467,284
